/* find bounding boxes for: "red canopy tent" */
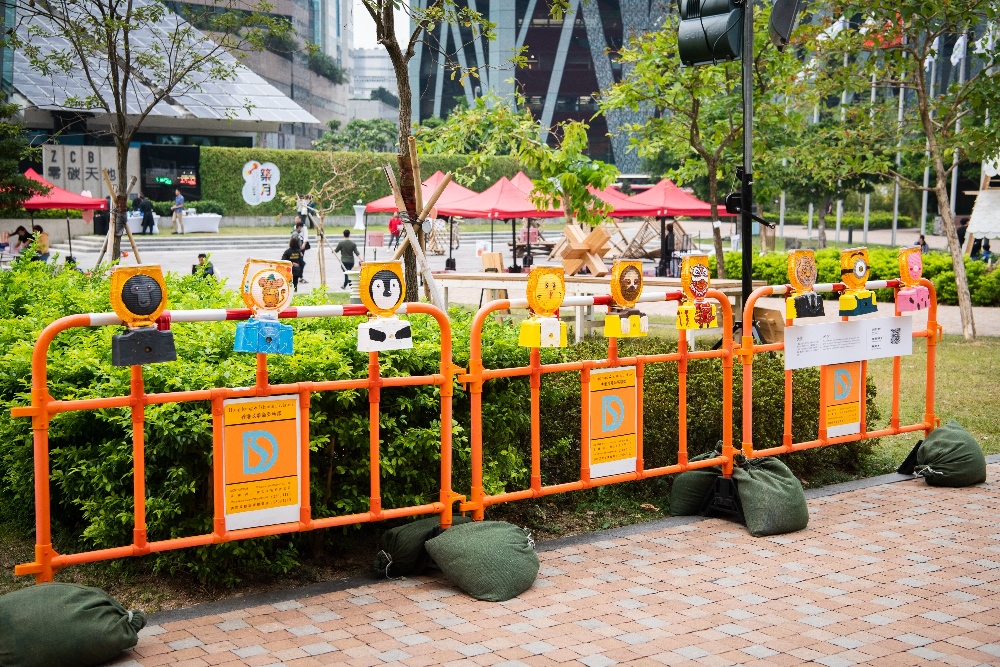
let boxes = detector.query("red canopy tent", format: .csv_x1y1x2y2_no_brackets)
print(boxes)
446,176,563,219
22,168,107,258
365,170,477,216
510,171,535,194
628,178,733,218
590,186,662,217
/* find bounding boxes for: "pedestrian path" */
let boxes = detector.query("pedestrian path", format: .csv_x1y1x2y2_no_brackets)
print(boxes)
114,459,1000,667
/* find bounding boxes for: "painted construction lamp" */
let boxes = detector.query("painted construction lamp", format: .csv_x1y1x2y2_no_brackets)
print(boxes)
358,261,412,352
519,266,568,348
234,259,295,355
839,247,878,317
604,259,648,338
897,247,930,312
785,249,825,319
676,255,718,330
110,265,177,366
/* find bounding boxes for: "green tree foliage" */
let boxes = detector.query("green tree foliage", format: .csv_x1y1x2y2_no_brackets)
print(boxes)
0,98,46,216
602,5,798,278
313,119,398,154
369,86,399,108
416,93,618,226
308,49,347,84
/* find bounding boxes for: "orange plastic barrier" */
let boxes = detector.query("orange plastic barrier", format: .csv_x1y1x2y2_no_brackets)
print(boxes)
738,278,939,458
459,290,735,520
11,303,462,583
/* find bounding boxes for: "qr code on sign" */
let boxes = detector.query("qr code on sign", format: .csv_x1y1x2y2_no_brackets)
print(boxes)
890,328,901,345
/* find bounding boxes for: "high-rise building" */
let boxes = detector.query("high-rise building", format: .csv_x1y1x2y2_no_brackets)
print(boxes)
409,0,662,171
351,48,399,100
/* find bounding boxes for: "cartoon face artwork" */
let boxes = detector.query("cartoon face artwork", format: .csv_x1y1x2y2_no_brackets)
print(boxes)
898,247,923,287
526,266,566,317
610,260,643,309
681,256,711,301
241,259,294,316
788,250,818,294
840,247,870,291
110,265,168,328
122,276,162,316
360,262,406,317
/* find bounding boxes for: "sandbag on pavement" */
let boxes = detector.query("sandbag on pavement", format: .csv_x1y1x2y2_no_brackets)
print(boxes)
374,514,472,578
908,420,987,487
733,457,809,537
425,521,539,602
0,583,146,667
668,449,723,516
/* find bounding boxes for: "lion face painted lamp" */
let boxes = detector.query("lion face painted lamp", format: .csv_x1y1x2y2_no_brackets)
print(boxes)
676,255,718,330
785,249,825,319
358,261,412,352
518,266,567,348
604,260,648,338
234,259,295,355
838,247,878,316
896,247,930,312
110,265,177,366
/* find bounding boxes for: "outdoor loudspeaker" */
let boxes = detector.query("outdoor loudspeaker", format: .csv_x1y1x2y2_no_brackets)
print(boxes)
769,0,802,50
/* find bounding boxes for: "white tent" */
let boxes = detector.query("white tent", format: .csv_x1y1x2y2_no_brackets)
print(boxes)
967,190,1000,240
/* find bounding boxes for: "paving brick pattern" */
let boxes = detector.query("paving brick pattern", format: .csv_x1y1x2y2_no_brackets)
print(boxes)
112,466,1000,666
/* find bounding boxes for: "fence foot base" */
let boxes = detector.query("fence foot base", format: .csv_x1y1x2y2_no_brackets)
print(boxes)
699,477,744,523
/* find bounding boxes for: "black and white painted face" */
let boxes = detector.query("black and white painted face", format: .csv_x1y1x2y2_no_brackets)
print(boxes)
370,270,403,311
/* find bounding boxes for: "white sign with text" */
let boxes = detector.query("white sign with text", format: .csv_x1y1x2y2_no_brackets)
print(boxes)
785,316,912,370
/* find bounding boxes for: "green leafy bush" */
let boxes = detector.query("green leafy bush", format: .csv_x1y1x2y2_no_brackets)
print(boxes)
198,147,527,217
0,261,884,585
779,211,915,230
710,247,1000,306
307,50,347,84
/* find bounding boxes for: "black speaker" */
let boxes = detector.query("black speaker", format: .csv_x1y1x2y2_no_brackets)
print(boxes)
769,0,802,50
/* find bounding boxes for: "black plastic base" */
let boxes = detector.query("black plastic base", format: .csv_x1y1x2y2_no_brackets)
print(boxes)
699,476,745,522
445,258,457,271
112,328,177,367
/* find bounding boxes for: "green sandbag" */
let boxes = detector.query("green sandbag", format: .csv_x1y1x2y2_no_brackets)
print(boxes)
914,419,987,487
733,457,809,537
424,521,539,602
669,450,722,516
374,514,471,578
0,583,146,667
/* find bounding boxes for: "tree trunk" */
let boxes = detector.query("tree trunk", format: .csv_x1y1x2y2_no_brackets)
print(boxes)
111,145,130,261
816,197,830,249
392,51,420,301
707,167,726,279
933,176,976,340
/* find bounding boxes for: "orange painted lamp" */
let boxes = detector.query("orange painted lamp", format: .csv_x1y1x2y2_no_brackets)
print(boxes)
109,264,177,366
519,266,568,347
896,247,930,312
234,259,295,355
838,247,877,316
676,255,718,330
358,261,412,351
785,249,825,319
604,259,648,338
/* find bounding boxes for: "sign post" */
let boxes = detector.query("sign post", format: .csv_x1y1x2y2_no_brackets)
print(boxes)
588,367,638,478
222,395,301,531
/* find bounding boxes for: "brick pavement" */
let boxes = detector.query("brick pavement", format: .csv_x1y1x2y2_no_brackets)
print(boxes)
112,464,1000,667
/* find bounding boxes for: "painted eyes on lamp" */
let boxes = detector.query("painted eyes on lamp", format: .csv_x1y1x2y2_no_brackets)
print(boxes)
853,258,868,280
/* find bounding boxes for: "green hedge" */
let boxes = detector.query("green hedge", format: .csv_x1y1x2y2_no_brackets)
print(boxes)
0,260,882,585
710,247,1000,306
779,211,915,230
199,147,527,217
136,200,226,217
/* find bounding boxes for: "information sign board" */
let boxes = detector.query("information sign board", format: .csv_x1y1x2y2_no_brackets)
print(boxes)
222,395,300,531
588,367,638,478
785,316,912,370
823,362,862,437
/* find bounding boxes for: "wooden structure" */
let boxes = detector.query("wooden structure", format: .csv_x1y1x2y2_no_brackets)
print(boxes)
551,224,614,276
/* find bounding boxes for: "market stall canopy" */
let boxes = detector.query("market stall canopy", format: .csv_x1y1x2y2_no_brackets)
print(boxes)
365,170,478,215
510,172,535,194
22,169,108,210
628,178,734,218
967,190,1000,240
446,176,564,219
589,186,662,217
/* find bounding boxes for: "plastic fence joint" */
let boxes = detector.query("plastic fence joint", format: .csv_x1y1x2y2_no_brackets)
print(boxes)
10,406,40,418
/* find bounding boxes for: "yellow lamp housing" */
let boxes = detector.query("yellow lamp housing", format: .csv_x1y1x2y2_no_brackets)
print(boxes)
610,260,644,309
526,266,566,317
680,255,711,301
110,264,168,328
898,246,923,288
519,315,567,348
787,249,818,294
604,312,648,338
839,247,870,292
241,259,294,317
676,302,718,330
360,261,406,318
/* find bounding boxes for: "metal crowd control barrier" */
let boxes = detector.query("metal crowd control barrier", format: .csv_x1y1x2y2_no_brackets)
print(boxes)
12,303,461,583
460,290,735,521
738,278,939,457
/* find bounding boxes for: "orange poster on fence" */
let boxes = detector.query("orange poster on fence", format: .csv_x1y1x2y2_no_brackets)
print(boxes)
823,362,862,438
222,395,301,531
588,367,637,478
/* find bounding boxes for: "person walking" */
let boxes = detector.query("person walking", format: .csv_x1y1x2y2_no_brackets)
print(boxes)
282,237,305,292
334,229,361,289
171,188,185,234
388,213,402,250
138,194,155,235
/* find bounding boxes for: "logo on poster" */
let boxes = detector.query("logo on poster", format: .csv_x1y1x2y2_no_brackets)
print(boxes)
833,369,852,401
243,430,278,474
601,396,624,431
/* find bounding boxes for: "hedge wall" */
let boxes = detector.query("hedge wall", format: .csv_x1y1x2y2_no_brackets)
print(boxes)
779,211,915,230
199,148,527,217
